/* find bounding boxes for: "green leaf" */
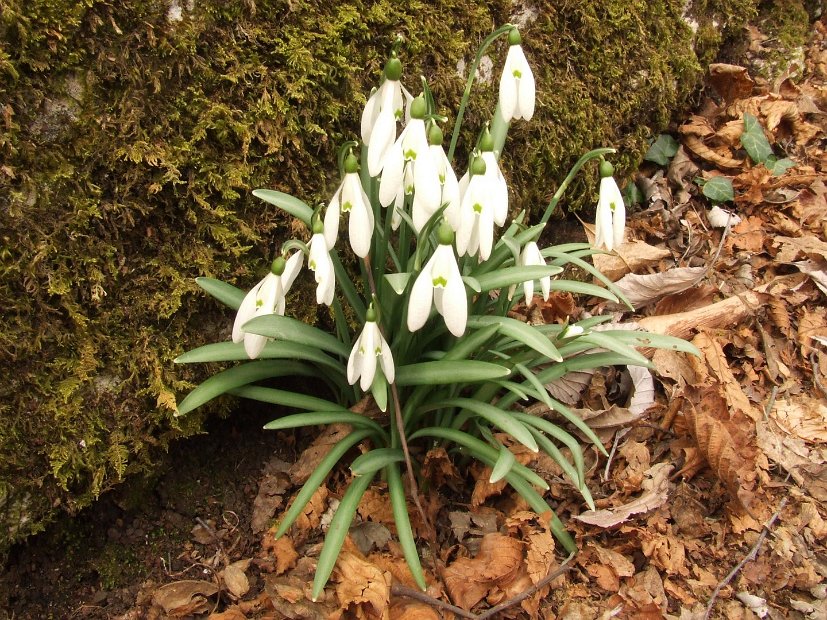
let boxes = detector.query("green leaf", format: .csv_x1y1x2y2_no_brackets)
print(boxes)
276,429,372,539
576,332,651,366
174,341,344,373
644,134,679,166
467,315,562,362
766,156,795,176
475,265,563,292
490,446,516,483
741,113,774,164
623,180,643,206
387,465,427,591
409,427,548,490
435,397,538,453
702,176,734,203
176,360,316,415
385,272,411,295
548,280,619,303
312,471,375,601
252,189,314,226
462,275,482,293
230,385,344,412
596,330,701,356
350,448,405,476
542,249,633,310
196,277,245,311
441,324,500,361
395,360,509,386
371,367,389,413
513,412,586,488
243,314,350,358
263,411,386,437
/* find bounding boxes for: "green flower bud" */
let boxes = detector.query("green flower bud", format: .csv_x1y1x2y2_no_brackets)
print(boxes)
428,123,444,146
470,155,487,176
384,57,402,81
508,28,522,46
365,304,377,322
410,95,427,120
271,256,286,276
599,159,615,178
437,220,455,245
312,217,324,234
479,127,494,152
344,153,359,174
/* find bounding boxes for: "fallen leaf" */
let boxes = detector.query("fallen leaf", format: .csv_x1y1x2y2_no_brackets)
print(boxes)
709,64,755,103
261,532,299,575
222,562,250,599
691,332,761,421
387,601,440,619
334,552,391,620
794,259,827,296
350,521,392,555
628,365,655,415
289,424,354,485
591,239,672,282
775,235,827,263
209,607,247,620
575,463,672,527
263,575,328,620
610,267,706,310
443,533,523,610
682,134,744,169
771,396,827,443
153,580,219,617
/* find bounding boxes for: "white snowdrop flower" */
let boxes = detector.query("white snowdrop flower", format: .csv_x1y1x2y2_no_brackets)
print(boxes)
347,307,395,391
498,28,536,122
362,57,413,177
232,252,304,359
424,130,461,232
324,153,375,258
407,223,467,337
560,324,584,339
594,160,626,252
456,155,496,261
480,150,509,227
308,225,335,306
508,241,551,302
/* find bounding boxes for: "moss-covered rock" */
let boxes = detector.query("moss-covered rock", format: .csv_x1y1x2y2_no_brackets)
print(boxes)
0,0,806,552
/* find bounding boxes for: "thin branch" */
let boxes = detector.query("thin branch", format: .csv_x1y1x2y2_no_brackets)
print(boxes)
703,497,788,620
391,584,477,619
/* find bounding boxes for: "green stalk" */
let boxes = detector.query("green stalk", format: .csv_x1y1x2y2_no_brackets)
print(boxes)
541,147,617,225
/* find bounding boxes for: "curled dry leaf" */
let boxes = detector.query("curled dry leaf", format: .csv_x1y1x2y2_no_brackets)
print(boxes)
591,239,672,283
610,267,706,310
443,533,524,610
691,332,761,421
334,551,392,620
708,64,755,103
263,575,328,620
152,580,219,617
221,562,251,599
289,424,353,485
260,531,299,575
387,601,441,620
682,134,744,169
628,365,655,415
575,462,672,527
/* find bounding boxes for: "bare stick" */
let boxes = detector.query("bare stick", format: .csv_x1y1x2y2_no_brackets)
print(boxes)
391,584,478,619
703,497,788,620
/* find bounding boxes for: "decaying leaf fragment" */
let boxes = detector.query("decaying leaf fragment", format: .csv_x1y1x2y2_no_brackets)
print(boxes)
610,267,706,310
443,533,524,610
152,580,219,617
334,551,392,620
575,462,672,527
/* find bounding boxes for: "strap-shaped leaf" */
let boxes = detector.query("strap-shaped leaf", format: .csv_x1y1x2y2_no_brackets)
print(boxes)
385,272,412,295
543,248,633,310
547,280,619,302
312,471,375,601
395,360,509,386
430,397,538,453
252,189,313,225
350,448,404,476
243,314,350,358
230,385,343,412
196,277,245,310
275,429,372,539
176,360,316,416
523,425,584,502
474,265,563,292
490,445,516,483
596,330,701,356
175,340,344,373
468,315,562,362
409,427,548,490
441,323,500,361
264,411,386,437
387,465,427,591
513,412,586,489
576,332,651,366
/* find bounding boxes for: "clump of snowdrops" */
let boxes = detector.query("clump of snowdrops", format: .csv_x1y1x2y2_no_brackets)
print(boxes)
175,25,695,597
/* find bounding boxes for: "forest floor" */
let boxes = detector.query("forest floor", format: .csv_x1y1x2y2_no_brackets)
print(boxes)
2,19,827,620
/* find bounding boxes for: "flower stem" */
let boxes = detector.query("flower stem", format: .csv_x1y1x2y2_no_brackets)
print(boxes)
540,147,617,225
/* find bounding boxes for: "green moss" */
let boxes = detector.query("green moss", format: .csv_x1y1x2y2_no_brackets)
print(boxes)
752,0,811,78
0,0,762,552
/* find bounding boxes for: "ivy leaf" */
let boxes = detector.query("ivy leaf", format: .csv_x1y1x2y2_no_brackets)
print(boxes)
644,134,679,166
701,176,734,203
741,113,773,163
765,156,795,176
623,180,643,206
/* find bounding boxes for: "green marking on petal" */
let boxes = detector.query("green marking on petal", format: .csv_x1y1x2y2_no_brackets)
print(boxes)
432,276,448,288
513,69,522,79
342,200,353,212
404,149,417,160
394,109,403,120
255,299,263,308
473,203,483,214
609,201,616,212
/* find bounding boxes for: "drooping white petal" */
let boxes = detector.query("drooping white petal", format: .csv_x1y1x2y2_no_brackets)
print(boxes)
595,176,624,251
499,45,536,122
478,199,495,261
324,181,344,250
243,333,268,359
481,152,509,227
520,241,549,302
431,144,461,231
407,259,435,332
358,323,377,391
439,270,467,337
309,234,335,306
361,88,381,143
594,194,614,251
232,276,265,343
349,196,374,258
378,337,395,384
498,50,518,122
378,136,405,207
517,50,536,120
346,337,361,385
281,251,304,293
412,147,441,214
368,106,396,177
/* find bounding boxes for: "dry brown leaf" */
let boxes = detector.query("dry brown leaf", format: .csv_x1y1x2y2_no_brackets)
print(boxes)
524,530,556,585
628,365,655,415
294,485,329,536
357,487,395,525
756,418,827,501
153,580,219,617
797,307,827,353
679,115,716,138
652,285,717,317
772,396,827,443
620,566,669,615
261,532,299,575
222,562,251,599
421,447,461,488
691,332,760,421
683,134,744,169
546,368,594,405
709,64,755,103
252,462,291,534
574,404,644,431
586,543,635,592
682,388,754,505
443,533,524,610
611,267,706,310
728,216,767,252
289,424,353,485
209,607,247,620
471,467,509,507
263,575,328,620
591,239,672,282
775,235,827,263
334,552,391,620
387,601,440,620
576,463,672,528
794,259,827,296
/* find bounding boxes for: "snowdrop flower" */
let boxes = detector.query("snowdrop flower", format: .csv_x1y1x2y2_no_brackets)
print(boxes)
560,323,584,339
498,28,535,122
422,124,461,232
308,220,335,306
408,223,467,337
379,96,440,232
508,241,550,302
232,252,304,359
594,160,626,252
347,305,395,391
324,153,374,258
362,56,412,177
456,155,497,261
480,150,508,227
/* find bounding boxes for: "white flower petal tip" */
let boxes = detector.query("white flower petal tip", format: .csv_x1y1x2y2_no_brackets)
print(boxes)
518,241,551,302
309,233,336,306
498,44,535,122
347,321,395,391
407,243,467,337
594,176,626,252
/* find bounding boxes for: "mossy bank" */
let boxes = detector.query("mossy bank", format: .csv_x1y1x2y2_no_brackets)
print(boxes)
0,0,810,552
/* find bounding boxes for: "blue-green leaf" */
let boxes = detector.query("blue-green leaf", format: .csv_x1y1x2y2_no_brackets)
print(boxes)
467,315,562,362
702,176,734,203
243,314,350,358
741,113,773,164
175,340,344,373
644,134,679,166
196,277,245,311
395,360,509,386
475,266,563,292
252,189,313,225
490,446,516,483
264,411,386,436
433,397,538,453
350,449,404,476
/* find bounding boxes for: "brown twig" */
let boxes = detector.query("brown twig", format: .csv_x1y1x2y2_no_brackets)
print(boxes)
391,551,576,619
703,497,788,620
